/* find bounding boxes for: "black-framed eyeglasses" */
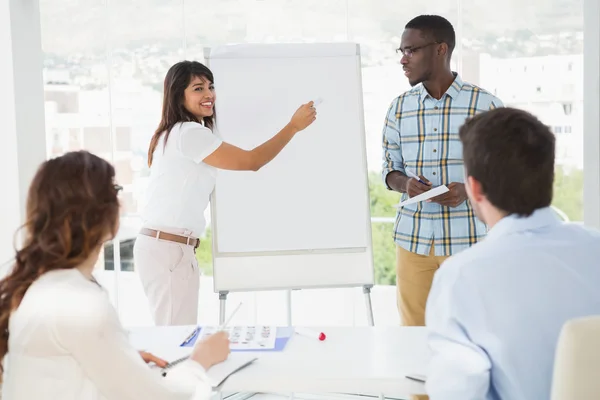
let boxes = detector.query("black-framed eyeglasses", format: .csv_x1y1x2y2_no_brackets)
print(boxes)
114,184,123,193
396,42,440,58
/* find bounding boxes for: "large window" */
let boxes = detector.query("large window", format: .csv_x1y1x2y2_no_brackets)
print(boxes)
461,0,584,221
39,0,584,326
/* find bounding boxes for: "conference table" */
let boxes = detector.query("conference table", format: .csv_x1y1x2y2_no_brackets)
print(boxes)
128,326,430,398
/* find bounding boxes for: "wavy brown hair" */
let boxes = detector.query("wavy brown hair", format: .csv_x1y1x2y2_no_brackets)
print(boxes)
0,151,120,371
147,60,216,166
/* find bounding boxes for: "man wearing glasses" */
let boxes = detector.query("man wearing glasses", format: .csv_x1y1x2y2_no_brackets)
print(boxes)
381,15,503,326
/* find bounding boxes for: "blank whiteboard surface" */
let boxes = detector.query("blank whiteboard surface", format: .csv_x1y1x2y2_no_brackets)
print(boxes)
208,43,373,292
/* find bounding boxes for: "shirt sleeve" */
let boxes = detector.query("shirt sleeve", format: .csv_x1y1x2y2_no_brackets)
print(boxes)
53,292,212,400
425,260,492,400
178,122,223,164
381,98,405,189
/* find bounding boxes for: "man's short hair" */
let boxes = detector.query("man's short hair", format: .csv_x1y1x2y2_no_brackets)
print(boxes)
459,107,555,217
405,15,456,55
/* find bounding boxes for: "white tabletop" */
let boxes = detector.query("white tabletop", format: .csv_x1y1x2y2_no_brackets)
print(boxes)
128,326,429,397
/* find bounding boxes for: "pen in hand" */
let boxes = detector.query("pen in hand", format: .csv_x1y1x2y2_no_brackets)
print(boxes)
179,301,242,348
218,301,243,331
167,302,243,375
181,327,201,346
405,168,430,186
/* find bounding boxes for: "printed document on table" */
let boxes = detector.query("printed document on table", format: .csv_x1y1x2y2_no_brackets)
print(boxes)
200,326,277,350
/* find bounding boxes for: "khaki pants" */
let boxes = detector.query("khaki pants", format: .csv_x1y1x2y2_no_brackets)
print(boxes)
133,232,200,326
396,244,449,326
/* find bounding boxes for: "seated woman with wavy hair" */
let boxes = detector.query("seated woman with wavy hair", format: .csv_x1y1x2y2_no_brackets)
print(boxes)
0,150,229,399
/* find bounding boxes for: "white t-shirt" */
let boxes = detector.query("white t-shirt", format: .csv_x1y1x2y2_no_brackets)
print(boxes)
141,122,223,237
2,268,212,400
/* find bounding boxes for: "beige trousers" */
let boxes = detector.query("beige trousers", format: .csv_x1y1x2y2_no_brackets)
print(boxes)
396,244,449,327
397,244,449,400
133,231,200,326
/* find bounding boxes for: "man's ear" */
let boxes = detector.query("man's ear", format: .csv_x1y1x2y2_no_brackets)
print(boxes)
466,175,484,202
438,43,448,57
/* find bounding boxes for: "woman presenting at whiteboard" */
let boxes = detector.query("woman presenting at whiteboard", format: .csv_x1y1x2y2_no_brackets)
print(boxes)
134,60,316,326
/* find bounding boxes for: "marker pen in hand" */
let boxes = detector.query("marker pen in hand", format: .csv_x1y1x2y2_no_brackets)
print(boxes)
295,327,326,341
218,301,243,331
405,168,428,186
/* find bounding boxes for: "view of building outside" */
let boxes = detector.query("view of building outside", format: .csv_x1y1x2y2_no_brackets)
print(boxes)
39,0,583,325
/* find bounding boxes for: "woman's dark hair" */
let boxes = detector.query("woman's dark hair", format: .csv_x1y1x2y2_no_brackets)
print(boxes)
148,61,216,166
0,150,120,371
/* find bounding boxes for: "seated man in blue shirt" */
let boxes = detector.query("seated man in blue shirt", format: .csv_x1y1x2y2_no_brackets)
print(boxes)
425,107,600,400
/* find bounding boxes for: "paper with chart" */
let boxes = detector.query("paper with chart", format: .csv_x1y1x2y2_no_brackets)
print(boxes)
200,326,277,350
395,185,449,208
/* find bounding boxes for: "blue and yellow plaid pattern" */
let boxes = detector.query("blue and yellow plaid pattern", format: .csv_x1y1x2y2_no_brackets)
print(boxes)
381,74,503,256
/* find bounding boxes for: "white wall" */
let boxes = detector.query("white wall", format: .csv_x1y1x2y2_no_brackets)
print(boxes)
0,0,47,266
584,0,600,228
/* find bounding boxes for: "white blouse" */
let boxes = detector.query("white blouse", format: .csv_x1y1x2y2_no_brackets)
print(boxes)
1,268,211,400
141,121,223,238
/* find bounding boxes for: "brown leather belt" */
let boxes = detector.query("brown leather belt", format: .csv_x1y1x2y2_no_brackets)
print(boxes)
139,228,200,249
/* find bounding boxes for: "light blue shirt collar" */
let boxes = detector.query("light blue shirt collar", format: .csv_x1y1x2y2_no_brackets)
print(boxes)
418,72,464,101
485,207,561,242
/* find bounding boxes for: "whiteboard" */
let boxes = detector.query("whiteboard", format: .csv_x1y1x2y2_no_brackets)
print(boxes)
207,43,374,292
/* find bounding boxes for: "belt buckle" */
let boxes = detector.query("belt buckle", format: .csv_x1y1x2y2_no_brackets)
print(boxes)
186,236,199,249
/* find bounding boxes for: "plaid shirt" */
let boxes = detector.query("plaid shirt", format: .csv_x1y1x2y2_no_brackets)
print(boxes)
381,74,503,256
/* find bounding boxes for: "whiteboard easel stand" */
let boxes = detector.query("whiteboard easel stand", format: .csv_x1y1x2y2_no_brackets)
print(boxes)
219,291,228,325
285,289,292,326
363,285,375,326
205,43,375,329
218,285,374,327
217,288,316,327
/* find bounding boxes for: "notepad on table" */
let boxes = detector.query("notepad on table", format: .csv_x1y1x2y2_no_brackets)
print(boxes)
161,352,258,388
204,353,257,388
395,185,449,208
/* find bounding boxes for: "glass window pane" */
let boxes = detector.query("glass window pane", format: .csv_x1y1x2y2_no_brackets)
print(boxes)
461,0,584,221
105,0,185,326
40,0,115,300
184,0,349,58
